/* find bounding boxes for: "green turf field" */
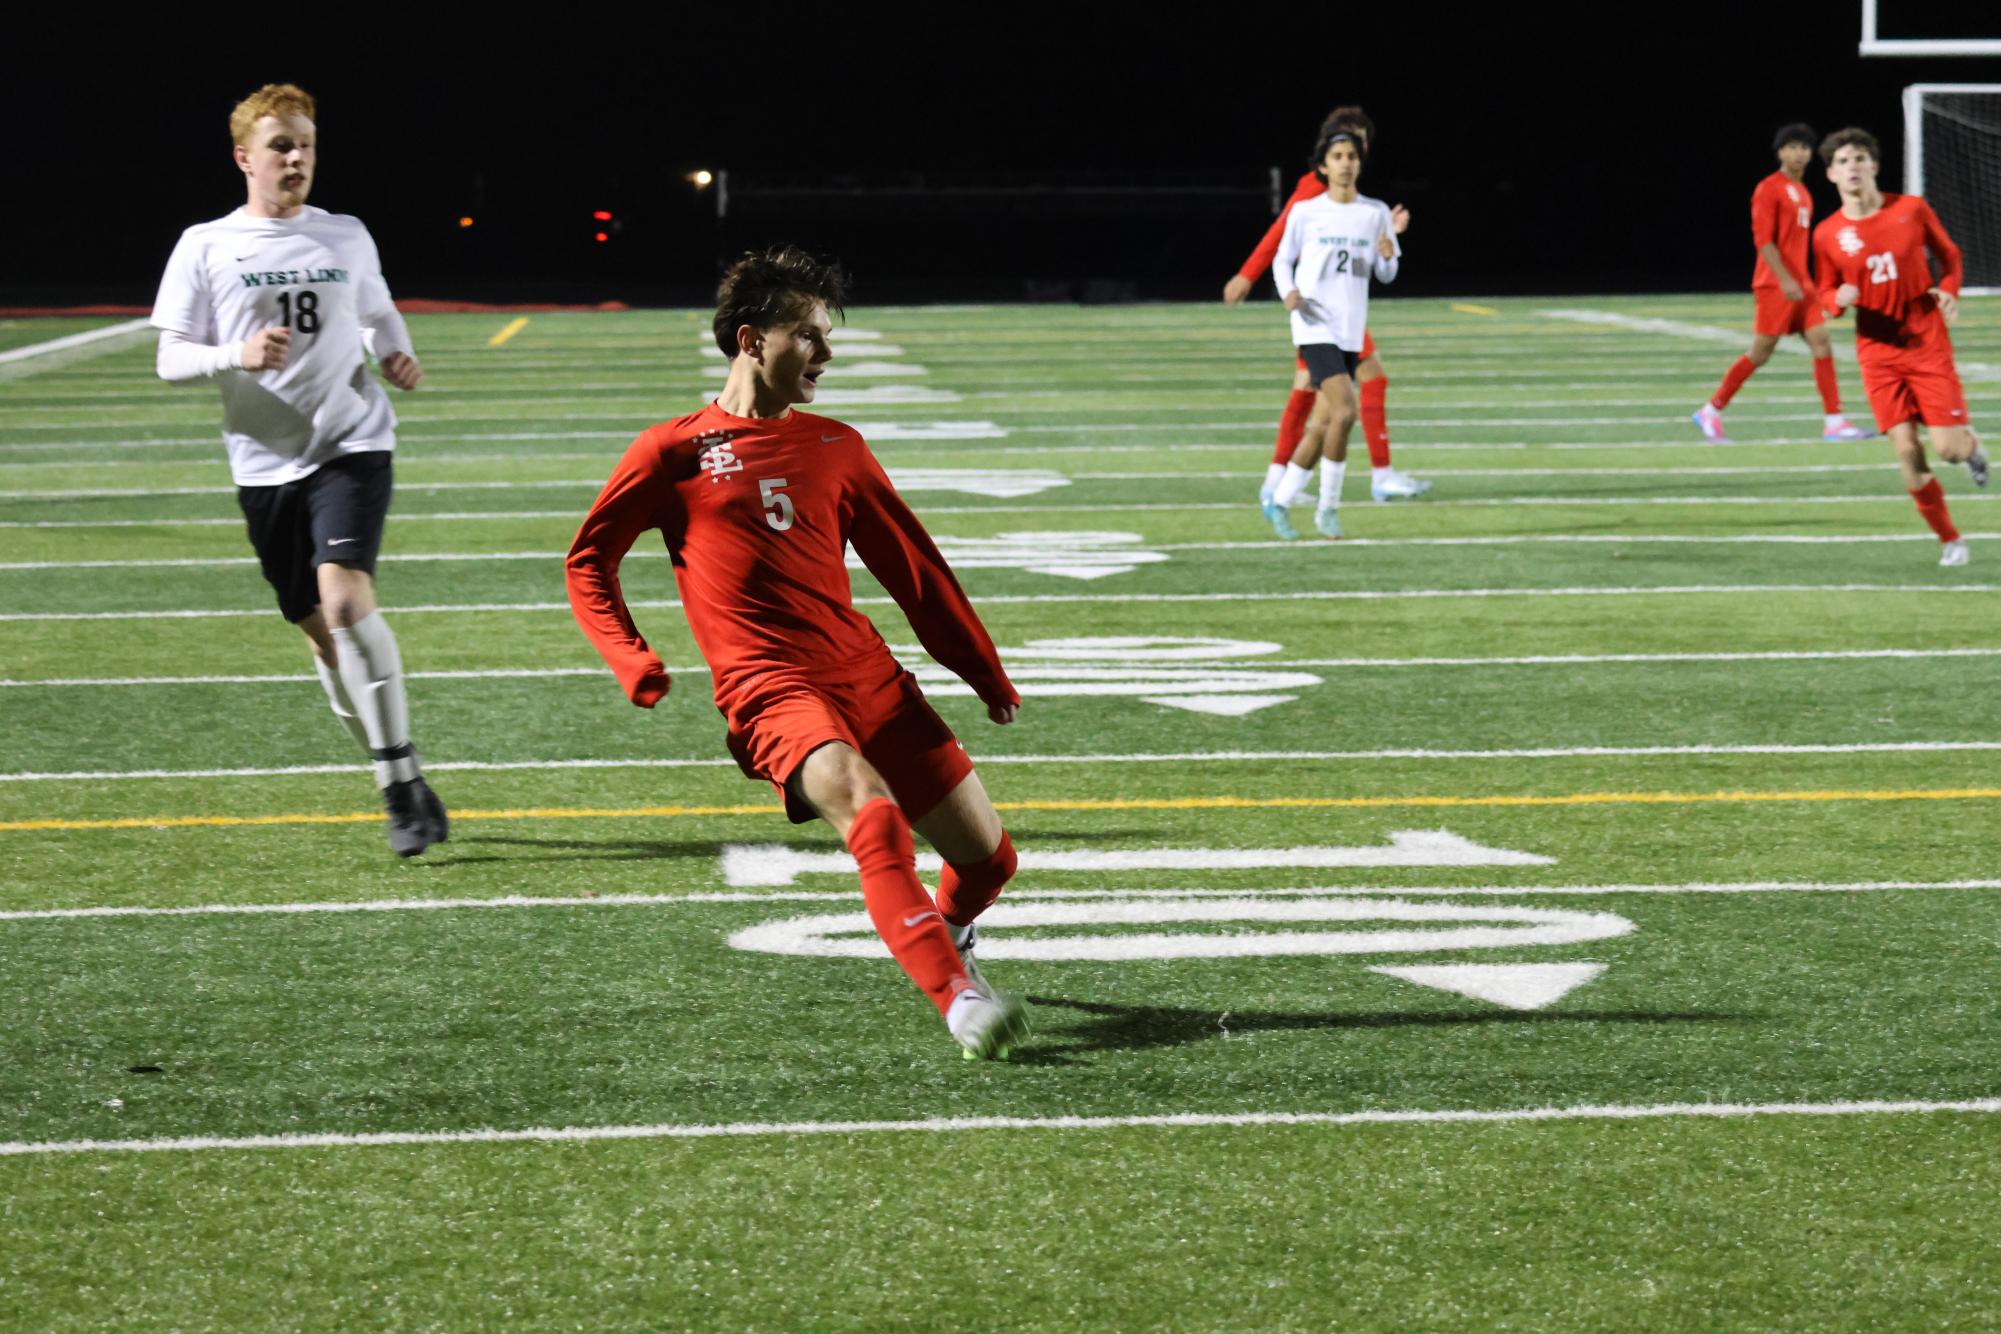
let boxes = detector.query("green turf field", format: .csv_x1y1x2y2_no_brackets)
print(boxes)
3,298,1999,1328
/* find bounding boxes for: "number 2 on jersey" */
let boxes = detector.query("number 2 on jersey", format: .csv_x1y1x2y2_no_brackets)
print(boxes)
759,477,794,531
275,290,321,334
1865,253,1899,285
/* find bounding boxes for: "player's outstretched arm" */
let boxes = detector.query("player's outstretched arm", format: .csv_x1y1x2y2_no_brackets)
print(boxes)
849,453,1019,721
356,229,422,391
566,434,674,707
1231,172,1321,297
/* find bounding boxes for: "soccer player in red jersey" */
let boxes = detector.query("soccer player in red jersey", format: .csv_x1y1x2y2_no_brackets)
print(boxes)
1694,124,1868,444
565,248,1031,1058
1225,107,1426,506
1812,127,1989,566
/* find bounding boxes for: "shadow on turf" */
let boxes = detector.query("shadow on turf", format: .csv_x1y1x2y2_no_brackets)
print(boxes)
1013,995,1742,1063
425,828,1160,867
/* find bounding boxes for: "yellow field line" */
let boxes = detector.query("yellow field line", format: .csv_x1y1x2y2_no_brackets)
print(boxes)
1450,303,1499,316
487,317,530,347
5,787,2000,833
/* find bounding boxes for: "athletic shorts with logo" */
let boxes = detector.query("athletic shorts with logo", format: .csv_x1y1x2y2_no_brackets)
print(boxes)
721,650,974,824
1856,320,1970,433
237,449,393,622
1753,288,1825,337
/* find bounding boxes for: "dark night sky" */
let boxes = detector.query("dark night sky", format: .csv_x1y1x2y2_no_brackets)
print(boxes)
5,3,1998,304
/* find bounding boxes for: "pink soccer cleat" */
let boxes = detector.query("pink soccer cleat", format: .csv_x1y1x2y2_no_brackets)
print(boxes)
1691,402,1729,443
1823,416,1872,441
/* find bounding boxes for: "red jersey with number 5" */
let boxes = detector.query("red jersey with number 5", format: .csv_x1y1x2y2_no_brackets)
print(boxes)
1812,194,1963,353
1750,170,1815,292
565,401,1017,712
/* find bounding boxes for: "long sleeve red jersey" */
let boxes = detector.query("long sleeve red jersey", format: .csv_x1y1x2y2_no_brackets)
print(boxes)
1813,194,1964,352
1750,170,1814,291
565,402,1019,713
1236,172,1327,283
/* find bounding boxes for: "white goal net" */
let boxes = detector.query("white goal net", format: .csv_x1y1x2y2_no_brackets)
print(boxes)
1904,85,2001,294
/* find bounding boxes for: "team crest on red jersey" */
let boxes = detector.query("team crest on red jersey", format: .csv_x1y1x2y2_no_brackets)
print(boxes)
1837,226,1864,255
695,431,745,482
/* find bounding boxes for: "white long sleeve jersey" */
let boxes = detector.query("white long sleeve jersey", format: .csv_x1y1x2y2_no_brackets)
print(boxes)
151,206,413,486
1271,192,1400,352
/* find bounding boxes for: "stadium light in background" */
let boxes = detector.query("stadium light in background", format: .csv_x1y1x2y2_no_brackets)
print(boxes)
458,216,474,228
691,170,714,188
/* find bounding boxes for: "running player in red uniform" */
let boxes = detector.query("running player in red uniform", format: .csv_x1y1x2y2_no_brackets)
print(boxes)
1694,124,1869,444
565,248,1031,1058
1225,107,1427,506
1811,127,1989,566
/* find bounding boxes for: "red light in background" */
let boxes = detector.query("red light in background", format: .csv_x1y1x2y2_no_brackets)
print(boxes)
592,210,613,221
595,232,609,243
458,216,474,228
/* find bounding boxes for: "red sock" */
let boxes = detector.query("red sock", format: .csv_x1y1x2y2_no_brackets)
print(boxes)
1272,389,1315,466
846,798,969,1014
1712,356,1756,410
1911,477,1960,543
1359,376,1391,468
937,829,1017,926
1812,357,1841,413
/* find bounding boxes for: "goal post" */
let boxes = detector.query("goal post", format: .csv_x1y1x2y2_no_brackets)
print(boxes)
1860,0,2001,56
1903,85,2001,294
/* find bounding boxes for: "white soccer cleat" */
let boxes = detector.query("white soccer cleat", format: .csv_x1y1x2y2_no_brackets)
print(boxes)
947,987,1031,1061
1692,403,1729,443
1940,539,1970,567
949,920,991,997
1822,416,1872,441
1371,470,1432,502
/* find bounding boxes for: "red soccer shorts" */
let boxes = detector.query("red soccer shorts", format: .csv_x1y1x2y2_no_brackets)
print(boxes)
1294,328,1377,371
1752,288,1824,337
1859,347,1970,434
721,653,974,825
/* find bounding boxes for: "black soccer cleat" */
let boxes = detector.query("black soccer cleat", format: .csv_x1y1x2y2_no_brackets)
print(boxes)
412,775,449,844
381,778,438,857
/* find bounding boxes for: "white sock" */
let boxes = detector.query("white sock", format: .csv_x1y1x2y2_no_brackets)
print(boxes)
1260,462,1286,500
313,655,372,752
1319,460,1346,509
1372,465,1393,482
329,611,418,785
1271,463,1313,508
1825,412,1846,429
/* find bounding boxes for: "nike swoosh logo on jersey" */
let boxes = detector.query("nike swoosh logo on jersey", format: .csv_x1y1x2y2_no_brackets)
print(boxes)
820,433,846,443
327,537,358,546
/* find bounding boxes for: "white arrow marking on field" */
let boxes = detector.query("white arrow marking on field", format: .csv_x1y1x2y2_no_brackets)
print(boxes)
720,832,1556,887
846,420,1006,441
883,468,1070,498
1144,693,1295,716
870,530,1165,580
728,897,1631,961
704,360,925,378
1371,962,1609,1011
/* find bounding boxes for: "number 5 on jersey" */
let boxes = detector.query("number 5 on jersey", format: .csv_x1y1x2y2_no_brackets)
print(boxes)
760,477,794,531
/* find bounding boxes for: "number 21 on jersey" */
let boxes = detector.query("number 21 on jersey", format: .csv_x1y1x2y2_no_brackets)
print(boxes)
1865,253,1899,285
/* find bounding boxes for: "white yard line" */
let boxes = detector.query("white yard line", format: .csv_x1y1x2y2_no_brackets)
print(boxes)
0,318,151,366
9,530,1995,572
6,739,2000,783
3,1098,1996,1158
6,583,1996,623
9,644,1998,689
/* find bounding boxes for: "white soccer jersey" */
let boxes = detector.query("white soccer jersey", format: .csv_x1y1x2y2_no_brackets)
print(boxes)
152,206,413,485
1271,193,1400,352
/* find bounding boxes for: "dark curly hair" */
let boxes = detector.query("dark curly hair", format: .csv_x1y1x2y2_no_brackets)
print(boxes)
712,246,850,356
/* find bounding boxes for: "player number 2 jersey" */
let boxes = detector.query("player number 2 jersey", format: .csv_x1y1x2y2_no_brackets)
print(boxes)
1271,193,1400,352
151,206,411,485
